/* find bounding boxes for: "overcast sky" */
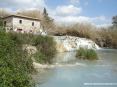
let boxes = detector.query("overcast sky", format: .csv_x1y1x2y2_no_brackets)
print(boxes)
0,0,117,27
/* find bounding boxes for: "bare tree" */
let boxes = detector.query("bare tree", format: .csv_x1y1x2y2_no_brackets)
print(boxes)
16,9,43,19
0,8,11,17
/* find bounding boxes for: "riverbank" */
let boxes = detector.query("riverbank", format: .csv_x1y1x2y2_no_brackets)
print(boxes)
33,62,86,69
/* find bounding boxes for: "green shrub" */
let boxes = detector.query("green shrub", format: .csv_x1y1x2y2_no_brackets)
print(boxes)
33,51,46,64
76,48,98,60
0,31,34,87
8,32,35,45
33,35,56,64
7,33,56,64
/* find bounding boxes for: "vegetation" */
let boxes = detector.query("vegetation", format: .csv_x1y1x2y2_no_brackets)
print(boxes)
0,8,11,17
0,17,56,86
0,31,34,87
76,48,98,60
42,8,55,34
0,17,5,32
55,22,117,49
8,33,56,64
33,35,56,64
112,15,117,26
16,9,42,20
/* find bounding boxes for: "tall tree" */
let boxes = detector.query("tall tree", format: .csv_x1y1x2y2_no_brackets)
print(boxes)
43,8,48,16
42,8,55,34
0,17,3,26
112,15,117,26
0,17,5,32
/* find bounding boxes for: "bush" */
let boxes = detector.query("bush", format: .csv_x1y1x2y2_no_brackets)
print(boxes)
7,33,56,64
8,32,35,45
33,35,56,64
0,31,34,87
76,48,98,60
33,51,46,64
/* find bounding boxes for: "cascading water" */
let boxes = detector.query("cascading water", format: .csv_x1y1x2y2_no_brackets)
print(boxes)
53,36,100,52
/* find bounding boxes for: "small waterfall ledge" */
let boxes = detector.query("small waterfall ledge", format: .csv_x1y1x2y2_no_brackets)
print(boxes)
53,36,100,52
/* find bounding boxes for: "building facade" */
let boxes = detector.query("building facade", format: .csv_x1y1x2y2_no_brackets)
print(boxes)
3,15,46,35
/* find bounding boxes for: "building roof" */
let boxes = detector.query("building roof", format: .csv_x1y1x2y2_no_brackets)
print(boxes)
3,14,41,21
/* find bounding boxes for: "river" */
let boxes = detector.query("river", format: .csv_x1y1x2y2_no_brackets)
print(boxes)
33,49,117,87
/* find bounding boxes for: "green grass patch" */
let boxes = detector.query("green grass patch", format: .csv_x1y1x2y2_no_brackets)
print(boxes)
76,48,98,60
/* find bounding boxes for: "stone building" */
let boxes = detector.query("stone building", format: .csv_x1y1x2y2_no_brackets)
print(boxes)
3,15,46,35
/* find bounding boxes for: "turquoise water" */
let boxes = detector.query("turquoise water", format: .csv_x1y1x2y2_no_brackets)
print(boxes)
35,49,117,87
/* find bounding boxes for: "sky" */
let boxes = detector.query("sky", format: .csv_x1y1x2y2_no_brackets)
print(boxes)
0,0,117,27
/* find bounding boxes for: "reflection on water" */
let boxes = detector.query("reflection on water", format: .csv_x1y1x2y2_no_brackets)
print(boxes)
53,52,76,64
35,49,117,87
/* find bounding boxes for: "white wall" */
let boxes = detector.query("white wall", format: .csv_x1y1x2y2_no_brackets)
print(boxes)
12,17,41,33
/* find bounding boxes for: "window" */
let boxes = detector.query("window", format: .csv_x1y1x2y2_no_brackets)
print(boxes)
17,29,22,32
32,22,34,26
19,20,22,24
4,21,6,26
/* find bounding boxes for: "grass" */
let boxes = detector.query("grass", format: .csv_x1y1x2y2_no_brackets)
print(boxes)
0,31,34,87
33,35,56,64
0,30,56,86
8,32,56,64
76,48,98,60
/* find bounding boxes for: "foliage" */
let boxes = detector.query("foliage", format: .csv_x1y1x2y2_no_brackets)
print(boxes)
8,33,35,45
42,8,55,34
33,51,46,64
76,48,98,60
55,22,117,49
16,9,42,19
0,17,5,32
112,15,117,26
33,35,56,64
0,17,3,26
7,32,56,64
0,31,34,87
0,8,10,17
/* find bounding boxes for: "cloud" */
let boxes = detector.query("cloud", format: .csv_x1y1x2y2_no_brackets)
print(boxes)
92,16,106,21
47,3,111,27
0,0,111,27
53,15,111,27
0,0,46,11
53,16,91,24
55,5,82,16
96,23,112,28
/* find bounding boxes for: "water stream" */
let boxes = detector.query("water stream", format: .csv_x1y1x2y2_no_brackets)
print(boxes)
34,49,117,87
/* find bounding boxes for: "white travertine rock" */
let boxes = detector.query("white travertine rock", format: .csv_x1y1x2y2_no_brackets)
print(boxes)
22,44,37,55
53,36,100,52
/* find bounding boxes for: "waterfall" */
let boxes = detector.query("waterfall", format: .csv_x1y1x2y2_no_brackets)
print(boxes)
53,36,100,52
